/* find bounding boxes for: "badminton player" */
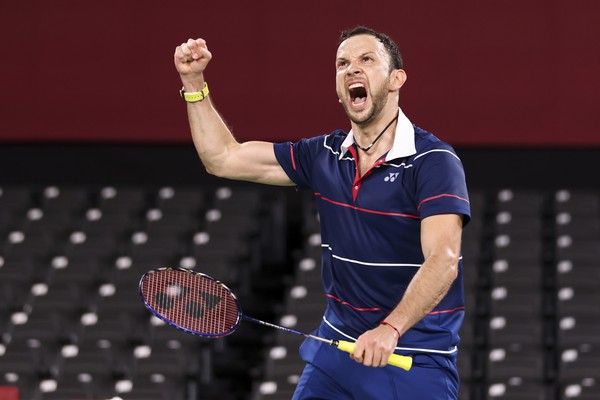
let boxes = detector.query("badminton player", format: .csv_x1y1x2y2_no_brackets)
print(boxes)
174,26,470,399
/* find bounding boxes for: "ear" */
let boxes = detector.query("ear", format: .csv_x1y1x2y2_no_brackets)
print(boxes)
389,69,407,91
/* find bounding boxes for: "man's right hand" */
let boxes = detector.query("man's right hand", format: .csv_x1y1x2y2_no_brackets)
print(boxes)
174,38,212,88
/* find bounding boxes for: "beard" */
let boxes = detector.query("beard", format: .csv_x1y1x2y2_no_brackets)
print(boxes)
343,81,389,127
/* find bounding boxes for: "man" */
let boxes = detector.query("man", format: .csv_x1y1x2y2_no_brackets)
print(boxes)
174,26,470,399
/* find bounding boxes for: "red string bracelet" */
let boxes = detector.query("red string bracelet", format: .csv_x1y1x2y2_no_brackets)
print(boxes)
380,321,401,339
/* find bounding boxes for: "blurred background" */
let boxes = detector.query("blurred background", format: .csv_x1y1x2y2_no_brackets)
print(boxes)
0,0,599,399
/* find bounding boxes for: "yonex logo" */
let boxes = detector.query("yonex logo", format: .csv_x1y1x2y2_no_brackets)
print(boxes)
384,173,399,182
155,282,222,318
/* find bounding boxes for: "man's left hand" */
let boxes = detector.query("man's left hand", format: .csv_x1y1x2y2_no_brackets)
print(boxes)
351,324,399,367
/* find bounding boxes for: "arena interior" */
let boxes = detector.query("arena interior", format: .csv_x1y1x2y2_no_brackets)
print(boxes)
1,1,599,399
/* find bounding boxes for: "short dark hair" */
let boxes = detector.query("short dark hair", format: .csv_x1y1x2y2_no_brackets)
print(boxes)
339,26,403,70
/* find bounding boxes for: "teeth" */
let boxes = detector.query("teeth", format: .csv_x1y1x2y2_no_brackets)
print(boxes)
348,83,364,89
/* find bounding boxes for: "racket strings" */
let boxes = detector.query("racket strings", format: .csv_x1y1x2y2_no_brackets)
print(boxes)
143,269,239,336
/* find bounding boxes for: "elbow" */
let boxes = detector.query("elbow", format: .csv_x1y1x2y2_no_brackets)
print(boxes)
446,251,460,282
204,164,219,177
448,259,459,282
429,249,460,282
199,149,234,179
203,162,229,178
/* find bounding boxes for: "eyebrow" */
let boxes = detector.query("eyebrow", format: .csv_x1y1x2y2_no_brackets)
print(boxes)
336,51,378,63
359,51,377,58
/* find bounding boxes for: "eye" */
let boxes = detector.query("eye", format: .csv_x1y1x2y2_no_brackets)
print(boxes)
336,60,348,69
362,56,373,62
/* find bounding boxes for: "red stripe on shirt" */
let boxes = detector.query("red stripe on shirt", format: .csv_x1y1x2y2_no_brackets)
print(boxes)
327,293,464,316
326,294,382,312
289,144,297,171
317,195,420,219
417,194,469,210
428,306,465,315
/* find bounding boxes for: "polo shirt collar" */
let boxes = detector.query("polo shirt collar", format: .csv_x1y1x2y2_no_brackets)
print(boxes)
340,107,416,161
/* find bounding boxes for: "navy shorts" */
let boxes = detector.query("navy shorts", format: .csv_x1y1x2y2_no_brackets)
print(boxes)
292,321,460,400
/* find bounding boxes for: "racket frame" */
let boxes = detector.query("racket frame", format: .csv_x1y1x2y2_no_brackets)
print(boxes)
139,267,242,338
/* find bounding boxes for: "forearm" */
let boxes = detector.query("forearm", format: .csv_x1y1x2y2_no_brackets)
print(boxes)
185,93,241,177
383,252,459,336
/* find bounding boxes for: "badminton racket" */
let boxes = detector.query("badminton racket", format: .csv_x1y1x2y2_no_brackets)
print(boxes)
139,267,412,371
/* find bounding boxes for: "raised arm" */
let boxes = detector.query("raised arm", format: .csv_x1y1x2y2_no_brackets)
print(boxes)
174,38,293,186
351,213,463,367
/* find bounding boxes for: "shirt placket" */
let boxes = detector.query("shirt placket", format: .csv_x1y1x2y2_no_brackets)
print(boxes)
347,146,387,202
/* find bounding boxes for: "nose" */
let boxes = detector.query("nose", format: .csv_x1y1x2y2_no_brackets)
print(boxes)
346,62,361,76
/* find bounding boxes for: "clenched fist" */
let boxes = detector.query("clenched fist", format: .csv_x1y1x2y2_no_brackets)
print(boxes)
174,38,212,88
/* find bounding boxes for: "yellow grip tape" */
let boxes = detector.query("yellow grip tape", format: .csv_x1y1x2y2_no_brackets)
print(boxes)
336,340,412,371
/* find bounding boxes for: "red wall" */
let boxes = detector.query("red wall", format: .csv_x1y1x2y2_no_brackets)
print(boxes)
1,0,599,146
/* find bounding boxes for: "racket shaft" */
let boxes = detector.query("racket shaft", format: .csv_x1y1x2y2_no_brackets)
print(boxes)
243,317,412,371
336,340,412,371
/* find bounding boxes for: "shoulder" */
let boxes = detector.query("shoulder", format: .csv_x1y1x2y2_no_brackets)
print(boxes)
412,125,460,163
294,129,348,155
307,129,347,146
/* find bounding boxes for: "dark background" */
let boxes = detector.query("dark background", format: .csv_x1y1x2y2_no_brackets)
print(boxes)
1,0,599,147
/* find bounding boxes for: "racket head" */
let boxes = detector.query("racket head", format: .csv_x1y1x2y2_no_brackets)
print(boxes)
139,267,242,338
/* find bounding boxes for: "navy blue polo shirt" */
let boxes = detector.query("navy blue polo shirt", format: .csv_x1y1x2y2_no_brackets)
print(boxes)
274,108,471,355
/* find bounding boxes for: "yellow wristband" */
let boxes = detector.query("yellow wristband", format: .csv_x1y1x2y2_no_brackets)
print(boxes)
180,83,209,103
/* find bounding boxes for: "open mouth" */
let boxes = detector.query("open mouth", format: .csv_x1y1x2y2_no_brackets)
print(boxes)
348,83,368,107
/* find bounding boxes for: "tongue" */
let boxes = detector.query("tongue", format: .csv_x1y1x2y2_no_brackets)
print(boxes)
352,96,367,105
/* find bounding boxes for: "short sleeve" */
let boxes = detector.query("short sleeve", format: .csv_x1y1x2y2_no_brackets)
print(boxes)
413,149,471,225
273,136,327,190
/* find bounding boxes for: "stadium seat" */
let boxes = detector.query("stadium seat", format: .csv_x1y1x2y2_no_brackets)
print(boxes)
489,259,544,289
553,190,600,217
556,288,600,318
488,314,549,349
487,286,546,318
559,378,600,400
555,260,600,289
495,189,545,216
486,379,550,399
555,238,600,264
559,348,600,381
557,317,600,350
486,346,547,381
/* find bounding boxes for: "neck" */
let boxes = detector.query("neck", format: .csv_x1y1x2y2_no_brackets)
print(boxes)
353,109,399,153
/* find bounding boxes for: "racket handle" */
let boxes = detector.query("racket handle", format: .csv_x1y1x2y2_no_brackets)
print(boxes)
335,340,412,371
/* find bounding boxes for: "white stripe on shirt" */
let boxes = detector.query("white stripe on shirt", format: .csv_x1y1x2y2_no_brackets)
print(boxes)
323,316,458,355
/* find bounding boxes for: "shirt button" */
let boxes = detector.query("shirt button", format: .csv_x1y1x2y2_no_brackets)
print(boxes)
354,186,359,190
